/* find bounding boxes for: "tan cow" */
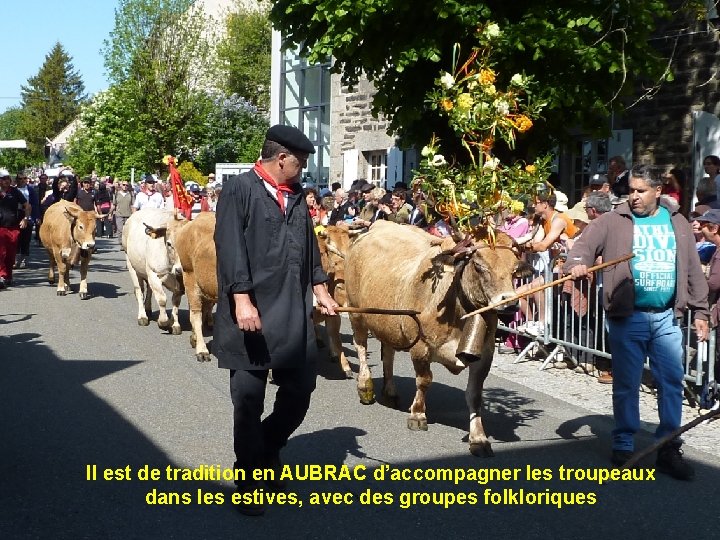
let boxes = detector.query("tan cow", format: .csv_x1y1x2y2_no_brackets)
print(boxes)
39,200,97,299
344,220,526,457
315,224,360,378
163,212,218,362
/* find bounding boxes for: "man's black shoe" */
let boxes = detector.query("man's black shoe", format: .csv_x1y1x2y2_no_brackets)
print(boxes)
234,482,265,516
610,450,634,467
262,453,287,492
656,445,695,481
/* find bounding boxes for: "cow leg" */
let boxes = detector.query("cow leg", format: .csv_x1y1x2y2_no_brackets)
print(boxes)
185,274,210,362
56,253,69,296
380,343,398,408
466,312,498,457
202,301,214,330
147,271,172,330
407,357,432,431
169,288,183,335
78,255,90,300
46,248,56,284
327,315,352,379
126,254,150,325
351,315,374,404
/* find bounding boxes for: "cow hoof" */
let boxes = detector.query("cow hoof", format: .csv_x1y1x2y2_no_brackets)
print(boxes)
79,292,89,300
358,388,376,405
407,417,428,431
343,369,353,380
171,326,182,336
469,442,494,458
138,317,149,326
382,394,400,410
196,352,211,362
56,290,66,296
158,320,171,330
48,278,55,285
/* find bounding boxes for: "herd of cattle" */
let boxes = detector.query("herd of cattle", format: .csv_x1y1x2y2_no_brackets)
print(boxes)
37,201,527,457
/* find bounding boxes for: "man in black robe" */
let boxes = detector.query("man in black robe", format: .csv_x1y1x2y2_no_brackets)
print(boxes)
214,124,338,516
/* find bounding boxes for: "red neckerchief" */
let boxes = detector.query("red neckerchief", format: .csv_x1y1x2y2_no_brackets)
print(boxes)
254,160,294,213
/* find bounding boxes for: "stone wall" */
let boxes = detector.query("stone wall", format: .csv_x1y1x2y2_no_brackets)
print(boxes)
329,75,396,186
618,13,720,172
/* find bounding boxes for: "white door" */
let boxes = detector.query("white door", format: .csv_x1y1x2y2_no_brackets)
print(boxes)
342,149,359,190
608,129,633,167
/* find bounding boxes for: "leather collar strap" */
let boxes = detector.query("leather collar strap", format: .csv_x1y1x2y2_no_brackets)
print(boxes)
254,160,295,213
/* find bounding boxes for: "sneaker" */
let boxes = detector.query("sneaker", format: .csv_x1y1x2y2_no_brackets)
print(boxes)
656,444,694,481
18,258,27,269
498,344,518,355
234,481,266,516
597,371,613,384
610,450,634,467
0,277,6,290
523,321,544,337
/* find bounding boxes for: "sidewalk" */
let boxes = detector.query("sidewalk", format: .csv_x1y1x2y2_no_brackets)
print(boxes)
493,346,720,458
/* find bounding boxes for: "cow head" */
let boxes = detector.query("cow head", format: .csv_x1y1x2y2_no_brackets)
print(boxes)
64,206,96,252
449,230,527,314
144,214,188,277
317,223,363,305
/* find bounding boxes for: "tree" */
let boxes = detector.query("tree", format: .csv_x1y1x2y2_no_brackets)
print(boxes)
19,42,86,160
66,83,149,178
0,107,31,173
216,6,272,111
101,0,216,171
270,0,692,157
195,94,269,173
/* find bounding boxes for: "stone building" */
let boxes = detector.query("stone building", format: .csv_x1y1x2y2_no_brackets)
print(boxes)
555,2,720,207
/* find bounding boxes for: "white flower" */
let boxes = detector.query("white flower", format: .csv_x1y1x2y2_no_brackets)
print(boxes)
510,73,525,86
440,72,455,89
495,99,510,116
440,178,454,186
483,157,500,170
484,23,501,38
421,145,433,157
432,154,447,167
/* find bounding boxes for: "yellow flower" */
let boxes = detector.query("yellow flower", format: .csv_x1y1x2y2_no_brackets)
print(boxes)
457,93,474,111
484,84,496,96
525,164,537,173
162,155,174,165
441,98,454,111
514,114,533,133
478,69,496,85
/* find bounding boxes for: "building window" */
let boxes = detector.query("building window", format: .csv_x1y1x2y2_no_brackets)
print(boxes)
367,151,387,182
279,49,331,187
571,138,607,202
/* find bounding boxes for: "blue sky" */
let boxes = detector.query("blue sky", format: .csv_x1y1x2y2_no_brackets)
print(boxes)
0,0,119,114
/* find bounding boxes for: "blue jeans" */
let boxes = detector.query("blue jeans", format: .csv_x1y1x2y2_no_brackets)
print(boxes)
607,309,684,451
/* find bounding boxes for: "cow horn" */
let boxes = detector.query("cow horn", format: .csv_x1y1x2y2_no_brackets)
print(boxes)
325,243,345,259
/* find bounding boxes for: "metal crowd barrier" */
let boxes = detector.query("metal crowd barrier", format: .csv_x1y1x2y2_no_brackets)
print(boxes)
496,257,717,402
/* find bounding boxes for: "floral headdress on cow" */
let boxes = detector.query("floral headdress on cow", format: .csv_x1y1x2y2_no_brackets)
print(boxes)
413,22,551,242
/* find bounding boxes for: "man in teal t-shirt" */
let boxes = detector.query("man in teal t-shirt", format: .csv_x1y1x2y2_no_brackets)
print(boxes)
564,165,710,481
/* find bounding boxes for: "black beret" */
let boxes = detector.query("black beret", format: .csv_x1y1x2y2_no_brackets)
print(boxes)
360,182,375,193
266,124,316,154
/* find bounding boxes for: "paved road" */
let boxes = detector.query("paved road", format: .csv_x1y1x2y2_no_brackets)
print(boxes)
1,239,718,539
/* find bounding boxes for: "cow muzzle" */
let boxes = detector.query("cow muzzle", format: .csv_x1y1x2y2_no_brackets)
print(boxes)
81,242,95,251
456,314,487,364
490,291,519,316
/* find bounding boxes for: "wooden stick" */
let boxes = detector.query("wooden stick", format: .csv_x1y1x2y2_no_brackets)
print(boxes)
623,407,720,469
335,306,420,316
461,252,635,320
